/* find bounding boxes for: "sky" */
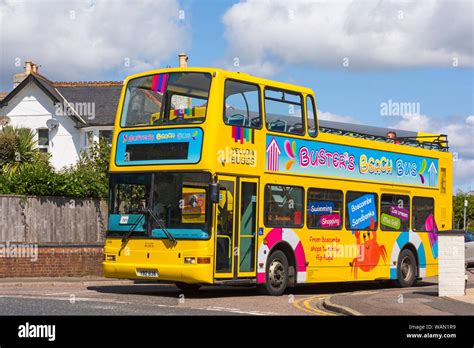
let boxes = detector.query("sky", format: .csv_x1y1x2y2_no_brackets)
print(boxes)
0,0,473,190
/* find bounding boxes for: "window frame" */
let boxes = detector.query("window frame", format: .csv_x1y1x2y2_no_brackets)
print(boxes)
306,188,344,230
379,193,411,231
223,78,263,130
98,129,113,144
264,184,305,228
412,196,435,232
264,86,305,136
306,94,318,138
345,191,379,231
84,130,94,148
120,72,213,128
37,128,49,152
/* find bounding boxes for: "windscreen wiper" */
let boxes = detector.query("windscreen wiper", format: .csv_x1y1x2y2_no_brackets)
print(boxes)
144,207,177,245
122,212,146,242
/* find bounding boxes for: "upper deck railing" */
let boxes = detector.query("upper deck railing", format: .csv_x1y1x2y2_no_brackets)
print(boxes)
319,120,449,152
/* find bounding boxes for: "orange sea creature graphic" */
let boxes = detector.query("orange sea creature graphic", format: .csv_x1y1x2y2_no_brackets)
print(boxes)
351,218,387,279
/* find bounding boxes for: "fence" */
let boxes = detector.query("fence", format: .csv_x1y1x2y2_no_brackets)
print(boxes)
0,195,108,277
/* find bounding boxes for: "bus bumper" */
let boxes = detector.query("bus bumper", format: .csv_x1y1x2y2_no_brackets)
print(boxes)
102,261,213,284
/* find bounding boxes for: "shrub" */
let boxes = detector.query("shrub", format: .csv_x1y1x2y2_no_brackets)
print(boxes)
0,129,111,199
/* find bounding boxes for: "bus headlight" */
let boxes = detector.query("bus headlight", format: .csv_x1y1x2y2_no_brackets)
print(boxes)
184,257,196,264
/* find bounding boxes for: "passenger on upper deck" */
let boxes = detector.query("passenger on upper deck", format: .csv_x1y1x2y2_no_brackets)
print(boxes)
386,131,400,144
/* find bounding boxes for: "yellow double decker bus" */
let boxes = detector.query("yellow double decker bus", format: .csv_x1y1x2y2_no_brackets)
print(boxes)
103,67,452,295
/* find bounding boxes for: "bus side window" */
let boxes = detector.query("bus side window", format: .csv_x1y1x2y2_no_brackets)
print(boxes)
380,194,410,231
306,95,318,137
264,184,304,228
224,80,261,128
265,88,304,135
345,191,378,231
307,188,343,229
412,197,435,232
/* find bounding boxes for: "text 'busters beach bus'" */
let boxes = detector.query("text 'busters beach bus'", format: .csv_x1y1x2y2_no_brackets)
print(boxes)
103,67,452,295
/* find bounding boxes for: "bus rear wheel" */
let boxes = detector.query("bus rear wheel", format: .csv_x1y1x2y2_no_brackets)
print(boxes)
175,282,201,293
395,249,417,288
258,250,289,296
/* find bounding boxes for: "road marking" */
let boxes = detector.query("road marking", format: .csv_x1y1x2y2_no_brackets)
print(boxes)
293,295,337,316
202,306,277,315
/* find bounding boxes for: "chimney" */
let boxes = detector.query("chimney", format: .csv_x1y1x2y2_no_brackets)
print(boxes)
178,53,188,68
13,61,37,88
31,63,39,74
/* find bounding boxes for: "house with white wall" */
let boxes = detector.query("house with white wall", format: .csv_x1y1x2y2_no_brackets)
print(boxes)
0,62,122,170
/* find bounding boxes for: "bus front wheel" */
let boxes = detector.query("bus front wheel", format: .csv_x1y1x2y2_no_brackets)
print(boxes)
258,250,289,296
395,249,417,288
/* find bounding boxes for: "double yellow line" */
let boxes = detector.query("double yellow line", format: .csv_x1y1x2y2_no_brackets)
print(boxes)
293,295,337,316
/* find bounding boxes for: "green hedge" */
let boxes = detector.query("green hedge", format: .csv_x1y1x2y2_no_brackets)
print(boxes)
0,138,110,199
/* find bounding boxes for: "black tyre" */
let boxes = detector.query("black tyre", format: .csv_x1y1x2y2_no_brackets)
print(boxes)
396,249,417,287
258,250,289,296
175,282,201,293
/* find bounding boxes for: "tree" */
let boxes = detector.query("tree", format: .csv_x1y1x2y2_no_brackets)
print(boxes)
0,126,48,176
453,191,474,231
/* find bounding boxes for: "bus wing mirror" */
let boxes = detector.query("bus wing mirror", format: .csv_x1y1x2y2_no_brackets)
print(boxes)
209,183,220,203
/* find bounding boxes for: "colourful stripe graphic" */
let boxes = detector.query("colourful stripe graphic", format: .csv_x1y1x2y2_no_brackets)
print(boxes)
231,126,254,144
151,74,168,93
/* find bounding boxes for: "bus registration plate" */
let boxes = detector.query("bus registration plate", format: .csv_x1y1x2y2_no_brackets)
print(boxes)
136,269,159,278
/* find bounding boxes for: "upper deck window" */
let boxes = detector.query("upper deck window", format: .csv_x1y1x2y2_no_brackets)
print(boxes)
120,72,212,127
224,80,261,128
265,88,304,135
306,95,318,137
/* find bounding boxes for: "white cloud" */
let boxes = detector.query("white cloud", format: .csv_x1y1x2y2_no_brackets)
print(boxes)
391,114,474,153
467,115,474,126
222,58,280,78
453,158,474,192
318,110,357,124
390,113,474,189
222,0,473,71
0,0,189,84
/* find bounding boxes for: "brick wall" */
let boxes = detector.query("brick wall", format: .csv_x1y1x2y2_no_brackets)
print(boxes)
0,246,104,278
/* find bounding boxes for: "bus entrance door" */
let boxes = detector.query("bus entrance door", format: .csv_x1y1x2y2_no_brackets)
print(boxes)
214,176,258,280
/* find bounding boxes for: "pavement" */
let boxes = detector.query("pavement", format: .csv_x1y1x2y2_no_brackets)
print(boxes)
324,272,474,316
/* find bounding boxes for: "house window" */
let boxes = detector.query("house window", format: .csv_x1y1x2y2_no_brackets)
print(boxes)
37,128,49,152
99,130,113,144
84,130,94,148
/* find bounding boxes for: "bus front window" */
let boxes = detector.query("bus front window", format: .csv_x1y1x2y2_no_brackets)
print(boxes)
108,173,152,236
150,172,211,239
120,72,212,127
